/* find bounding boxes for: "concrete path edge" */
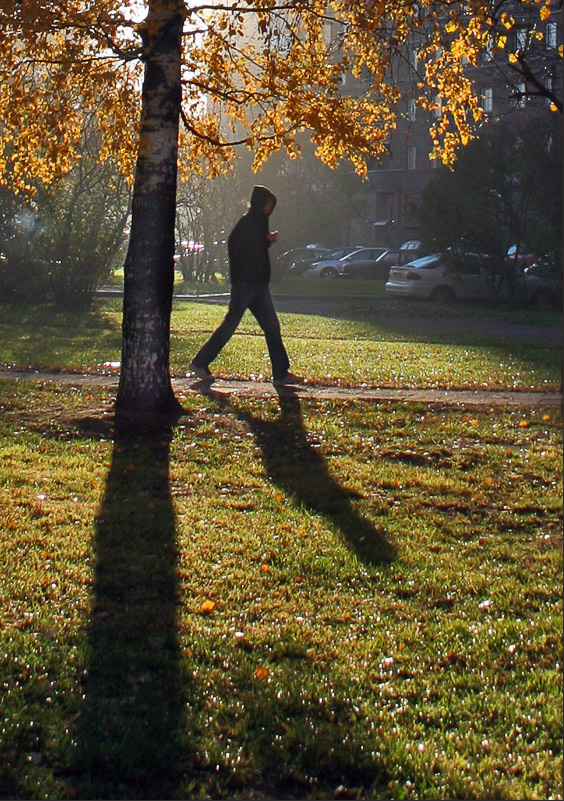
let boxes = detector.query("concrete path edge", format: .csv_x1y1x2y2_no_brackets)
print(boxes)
1,370,562,408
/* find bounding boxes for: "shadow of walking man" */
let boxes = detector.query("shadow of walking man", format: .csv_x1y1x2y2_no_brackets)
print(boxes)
75,416,187,799
206,387,396,566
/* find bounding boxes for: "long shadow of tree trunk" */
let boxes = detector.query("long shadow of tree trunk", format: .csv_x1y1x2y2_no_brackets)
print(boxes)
207,388,395,566
74,417,187,799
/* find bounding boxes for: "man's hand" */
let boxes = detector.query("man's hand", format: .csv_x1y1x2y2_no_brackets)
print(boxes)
267,231,278,244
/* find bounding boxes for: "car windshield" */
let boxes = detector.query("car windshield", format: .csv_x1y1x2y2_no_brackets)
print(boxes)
324,248,354,260
406,255,440,269
345,248,386,262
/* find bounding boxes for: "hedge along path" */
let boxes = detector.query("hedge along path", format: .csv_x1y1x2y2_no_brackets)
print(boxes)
1,370,562,408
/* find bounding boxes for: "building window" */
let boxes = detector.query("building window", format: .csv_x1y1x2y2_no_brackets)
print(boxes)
515,82,526,109
322,23,332,47
407,146,416,170
546,22,557,49
546,72,554,104
482,87,493,113
515,28,528,51
433,96,442,118
432,156,440,169
483,38,494,61
411,49,418,71
408,98,416,121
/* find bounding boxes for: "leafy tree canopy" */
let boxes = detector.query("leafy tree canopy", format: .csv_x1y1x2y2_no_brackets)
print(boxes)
1,0,560,194
417,115,563,301
2,0,559,414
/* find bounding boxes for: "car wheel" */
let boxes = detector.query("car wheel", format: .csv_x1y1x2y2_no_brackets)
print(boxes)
429,286,456,303
321,268,338,278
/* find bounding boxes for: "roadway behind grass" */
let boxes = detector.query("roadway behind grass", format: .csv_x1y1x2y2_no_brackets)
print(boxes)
0,299,561,390
0,379,561,800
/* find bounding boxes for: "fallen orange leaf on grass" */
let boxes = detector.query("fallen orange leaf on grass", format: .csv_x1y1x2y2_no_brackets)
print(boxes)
254,666,269,680
201,600,216,614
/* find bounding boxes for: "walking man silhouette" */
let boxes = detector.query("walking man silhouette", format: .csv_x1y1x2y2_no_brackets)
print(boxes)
190,185,304,385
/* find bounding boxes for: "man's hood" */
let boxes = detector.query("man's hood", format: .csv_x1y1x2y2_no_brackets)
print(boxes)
249,185,277,215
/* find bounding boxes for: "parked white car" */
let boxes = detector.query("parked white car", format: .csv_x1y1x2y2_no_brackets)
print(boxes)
385,254,498,302
305,247,390,279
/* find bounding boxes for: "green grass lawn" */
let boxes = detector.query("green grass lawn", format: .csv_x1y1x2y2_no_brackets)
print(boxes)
0,301,562,798
0,299,561,391
0,379,561,800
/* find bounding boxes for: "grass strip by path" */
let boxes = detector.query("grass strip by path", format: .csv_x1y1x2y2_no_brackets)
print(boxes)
0,379,561,800
0,300,561,391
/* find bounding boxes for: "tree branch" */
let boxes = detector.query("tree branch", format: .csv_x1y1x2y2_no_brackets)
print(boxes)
509,53,563,114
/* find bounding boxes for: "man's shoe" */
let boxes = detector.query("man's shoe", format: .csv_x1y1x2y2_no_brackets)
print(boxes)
189,362,214,381
273,371,306,386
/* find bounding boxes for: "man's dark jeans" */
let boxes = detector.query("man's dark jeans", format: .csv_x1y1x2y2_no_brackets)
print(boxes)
191,283,290,379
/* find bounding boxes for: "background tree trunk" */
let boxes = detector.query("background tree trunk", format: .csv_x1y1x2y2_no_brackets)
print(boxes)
116,2,184,416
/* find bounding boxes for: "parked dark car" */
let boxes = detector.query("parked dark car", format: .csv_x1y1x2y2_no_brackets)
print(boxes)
339,247,401,280
278,244,329,276
397,240,424,265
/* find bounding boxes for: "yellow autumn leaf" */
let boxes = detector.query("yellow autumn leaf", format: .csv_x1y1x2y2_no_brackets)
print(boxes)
501,12,515,30
559,45,563,58
540,4,551,21
550,102,558,112
518,421,530,429
509,53,519,64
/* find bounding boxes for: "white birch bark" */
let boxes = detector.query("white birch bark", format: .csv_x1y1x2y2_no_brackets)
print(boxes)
116,1,184,416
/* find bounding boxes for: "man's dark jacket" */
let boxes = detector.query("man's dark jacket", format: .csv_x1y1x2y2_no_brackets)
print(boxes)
228,186,277,284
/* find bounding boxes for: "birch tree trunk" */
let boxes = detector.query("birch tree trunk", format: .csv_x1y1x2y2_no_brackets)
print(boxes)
116,1,184,417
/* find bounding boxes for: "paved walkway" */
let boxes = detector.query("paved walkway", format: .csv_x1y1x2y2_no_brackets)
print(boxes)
1,370,561,407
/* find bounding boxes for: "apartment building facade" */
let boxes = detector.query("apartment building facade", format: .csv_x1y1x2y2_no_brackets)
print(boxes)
331,4,563,247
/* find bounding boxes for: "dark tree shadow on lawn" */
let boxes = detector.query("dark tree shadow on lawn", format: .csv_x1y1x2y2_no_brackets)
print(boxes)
72,415,189,800
17,399,397,799
204,387,396,566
